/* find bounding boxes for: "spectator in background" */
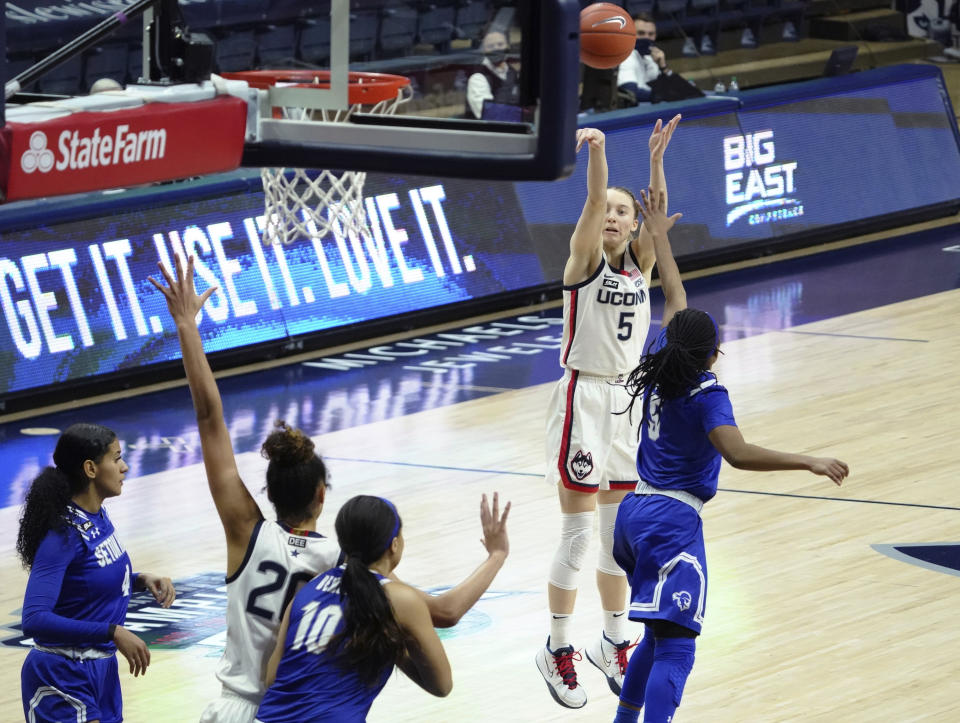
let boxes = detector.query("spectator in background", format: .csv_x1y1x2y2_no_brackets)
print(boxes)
465,29,519,119
617,14,667,104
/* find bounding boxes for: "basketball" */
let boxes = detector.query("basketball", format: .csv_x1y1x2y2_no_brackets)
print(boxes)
580,3,635,69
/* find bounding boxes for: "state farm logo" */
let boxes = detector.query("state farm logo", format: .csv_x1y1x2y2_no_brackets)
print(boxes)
21,131,55,173
19,124,167,174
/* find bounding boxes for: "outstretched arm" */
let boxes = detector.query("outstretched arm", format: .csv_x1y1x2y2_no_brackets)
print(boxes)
390,583,453,697
564,128,609,286
393,493,510,628
635,114,681,282
149,254,262,572
708,425,849,485
637,188,684,328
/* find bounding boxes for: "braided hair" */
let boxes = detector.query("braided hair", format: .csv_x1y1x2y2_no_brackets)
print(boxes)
623,308,720,428
16,423,116,568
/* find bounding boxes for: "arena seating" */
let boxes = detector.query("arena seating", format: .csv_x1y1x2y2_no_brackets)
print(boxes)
2,0,943,99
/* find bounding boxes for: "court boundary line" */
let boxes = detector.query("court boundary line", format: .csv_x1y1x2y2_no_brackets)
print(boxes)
718,487,960,512
654,322,932,344
782,330,929,343
325,456,960,512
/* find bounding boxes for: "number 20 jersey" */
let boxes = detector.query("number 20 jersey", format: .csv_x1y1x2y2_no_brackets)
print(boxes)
560,249,651,376
217,519,342,702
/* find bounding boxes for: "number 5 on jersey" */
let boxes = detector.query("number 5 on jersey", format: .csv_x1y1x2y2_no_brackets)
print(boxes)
617,312,634,341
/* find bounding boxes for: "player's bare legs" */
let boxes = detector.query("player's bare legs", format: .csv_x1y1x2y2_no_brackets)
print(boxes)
596,488,629,611
586,487,632,697
547,484,597,613
537,484,596,708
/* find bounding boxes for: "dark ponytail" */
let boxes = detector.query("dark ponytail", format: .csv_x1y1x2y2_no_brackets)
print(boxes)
328,495,407,687
16,423,116,568
261,420,328,525
623,308,720,428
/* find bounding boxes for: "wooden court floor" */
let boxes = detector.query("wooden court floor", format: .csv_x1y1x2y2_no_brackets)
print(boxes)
1,286,958,722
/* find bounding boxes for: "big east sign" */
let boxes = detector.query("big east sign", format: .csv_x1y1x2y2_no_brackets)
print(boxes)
0,96,247,200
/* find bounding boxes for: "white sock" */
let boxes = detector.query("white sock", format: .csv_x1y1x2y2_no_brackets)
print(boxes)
603,609,627,643
549,614,573,649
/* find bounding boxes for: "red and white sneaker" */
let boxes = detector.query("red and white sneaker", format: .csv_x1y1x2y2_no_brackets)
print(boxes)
535,637,587,709
585,633,634,695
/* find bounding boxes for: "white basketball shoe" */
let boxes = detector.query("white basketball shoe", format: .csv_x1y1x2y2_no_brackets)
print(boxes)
536,637,587,709
585,633,633,695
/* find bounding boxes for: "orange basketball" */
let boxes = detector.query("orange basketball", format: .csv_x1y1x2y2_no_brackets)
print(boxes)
580,3,636,69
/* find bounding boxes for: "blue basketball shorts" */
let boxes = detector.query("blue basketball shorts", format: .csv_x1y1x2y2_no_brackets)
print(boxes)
613,493,707,634
21,648,122,723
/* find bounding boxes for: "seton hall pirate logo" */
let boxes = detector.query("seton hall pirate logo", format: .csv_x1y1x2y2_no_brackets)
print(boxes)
571,450,594,480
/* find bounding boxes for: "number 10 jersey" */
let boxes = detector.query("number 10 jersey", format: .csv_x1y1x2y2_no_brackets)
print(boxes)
217,519,342,703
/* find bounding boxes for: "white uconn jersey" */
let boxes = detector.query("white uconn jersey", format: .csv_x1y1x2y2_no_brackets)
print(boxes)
560,247,651,375
216,520,342,702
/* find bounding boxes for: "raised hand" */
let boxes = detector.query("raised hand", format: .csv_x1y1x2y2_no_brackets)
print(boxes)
148,252,217,325
649,113,681,159
810,458,849,486
650,46,666,69
113,625,151,677
139,573,176,608
638,187,682,238
576,127,605,153
479,492,511,558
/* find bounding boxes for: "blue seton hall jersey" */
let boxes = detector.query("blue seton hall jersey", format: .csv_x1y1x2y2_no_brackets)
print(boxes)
637,328,737,503
22,503,132,651
256,566,391,723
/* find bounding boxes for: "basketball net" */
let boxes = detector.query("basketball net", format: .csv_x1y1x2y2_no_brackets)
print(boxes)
260,84,411,247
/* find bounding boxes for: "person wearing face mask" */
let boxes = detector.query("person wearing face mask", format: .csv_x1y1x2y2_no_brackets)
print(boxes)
617,13,667,105
465,28,519,120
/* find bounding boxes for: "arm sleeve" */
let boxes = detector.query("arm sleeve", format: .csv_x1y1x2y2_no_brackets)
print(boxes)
21,529,113,645
466,72,492,119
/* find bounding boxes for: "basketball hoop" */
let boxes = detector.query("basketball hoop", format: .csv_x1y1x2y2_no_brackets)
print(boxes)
222,70,411,246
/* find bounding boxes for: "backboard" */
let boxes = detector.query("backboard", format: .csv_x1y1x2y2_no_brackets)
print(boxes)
1,0,581,194
224,0,581,181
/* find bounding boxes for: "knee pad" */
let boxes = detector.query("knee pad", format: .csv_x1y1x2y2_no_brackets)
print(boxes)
597,503,626,577
653,637,696,706
549,511,593,590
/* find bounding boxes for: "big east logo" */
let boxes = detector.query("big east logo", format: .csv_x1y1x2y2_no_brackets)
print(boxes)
723,130,803,227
